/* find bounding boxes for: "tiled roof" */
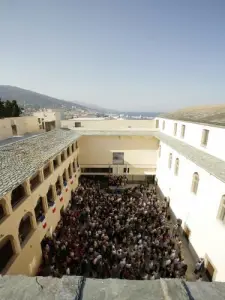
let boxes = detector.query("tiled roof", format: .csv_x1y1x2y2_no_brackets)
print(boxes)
160,105,225,126
0,129,80,198
154,132,225,183
0,276,225,300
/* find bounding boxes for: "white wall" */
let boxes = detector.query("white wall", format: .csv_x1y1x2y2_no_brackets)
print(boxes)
156,141,225,281
157,118,225,161
61,119,156,130
79,135,158,175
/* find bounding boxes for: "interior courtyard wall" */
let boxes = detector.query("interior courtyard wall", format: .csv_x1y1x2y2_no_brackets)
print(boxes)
156,141,225,281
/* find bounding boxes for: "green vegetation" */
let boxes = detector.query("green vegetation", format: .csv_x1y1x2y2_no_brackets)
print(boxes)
0,99,22,118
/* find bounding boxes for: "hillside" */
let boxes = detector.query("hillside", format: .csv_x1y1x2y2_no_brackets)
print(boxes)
0,85,98,111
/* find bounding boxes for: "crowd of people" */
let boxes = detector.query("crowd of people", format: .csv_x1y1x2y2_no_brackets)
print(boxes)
108,175,128,187
39,176,189,280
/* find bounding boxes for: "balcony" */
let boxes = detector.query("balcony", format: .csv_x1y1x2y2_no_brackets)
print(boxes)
80,164,156,175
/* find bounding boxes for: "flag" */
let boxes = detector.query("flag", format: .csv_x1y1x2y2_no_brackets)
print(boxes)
52,202,56,213
40,215,47,229
59,193,63,202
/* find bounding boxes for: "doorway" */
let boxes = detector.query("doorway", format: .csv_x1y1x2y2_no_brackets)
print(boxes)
146,175,155,184
11,125,17,136
183,224,191,242
205,259,215,282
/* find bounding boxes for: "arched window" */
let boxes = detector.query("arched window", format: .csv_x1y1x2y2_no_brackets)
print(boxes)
47,185,54,207
34,197,45,223
174,158,179,176
168,153,173,169
158,145,161,157
0,235,16,273
191,172,199,194
18,213,34,246
218,195,225,222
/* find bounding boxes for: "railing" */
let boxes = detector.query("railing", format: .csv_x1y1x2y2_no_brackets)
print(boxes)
80,164,156,168
80,164,156,175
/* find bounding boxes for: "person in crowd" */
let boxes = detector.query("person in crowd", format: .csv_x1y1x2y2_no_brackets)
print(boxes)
39,177,189,280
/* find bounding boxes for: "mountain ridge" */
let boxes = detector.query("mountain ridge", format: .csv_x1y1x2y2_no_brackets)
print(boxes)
0,85,110,112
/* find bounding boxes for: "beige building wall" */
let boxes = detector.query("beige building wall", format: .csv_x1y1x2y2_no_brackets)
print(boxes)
0,119,13,140
0,146,80,276
62,119,156,130
0,117,42,140
79,135,159,175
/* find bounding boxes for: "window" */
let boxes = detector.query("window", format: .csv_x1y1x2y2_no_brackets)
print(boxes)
38,118,41,124
61,151,66,162
191,172,199,194
162,121,165,130
67,147,71,157
68,164,72,178
63,170,68,185
72,143,75,152
34,197,45,223
158,145,161,157
56,176,63,195
174,123,177,136
181,125,186,138
155,119,159,128
201,129,209,147
113,152,124,165
47,186,54,207
168,153,173,169
72,160,76,172
11,184,26,209
30,172,41,191
43,164,51,179
75,122,81,127
53,157,59,169
123,168,130,173
218,195,225,222
0,236,15,273
18,213,34,246
174,158,179,176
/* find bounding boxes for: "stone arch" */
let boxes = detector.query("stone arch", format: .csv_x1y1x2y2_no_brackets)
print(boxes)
18,212,35,247
0,235,17,272
0,198,10,221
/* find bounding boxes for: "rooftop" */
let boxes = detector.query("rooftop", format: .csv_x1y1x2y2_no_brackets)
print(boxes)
0,129,80,198
161,105,225,127
155,131,225,183
0,276,224,300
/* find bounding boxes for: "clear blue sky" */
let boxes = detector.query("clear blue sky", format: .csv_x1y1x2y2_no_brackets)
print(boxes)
0,0,225,112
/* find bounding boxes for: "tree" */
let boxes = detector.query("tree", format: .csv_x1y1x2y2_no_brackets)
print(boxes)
0,99,22,118
0,98,5,118
11,100,22,117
